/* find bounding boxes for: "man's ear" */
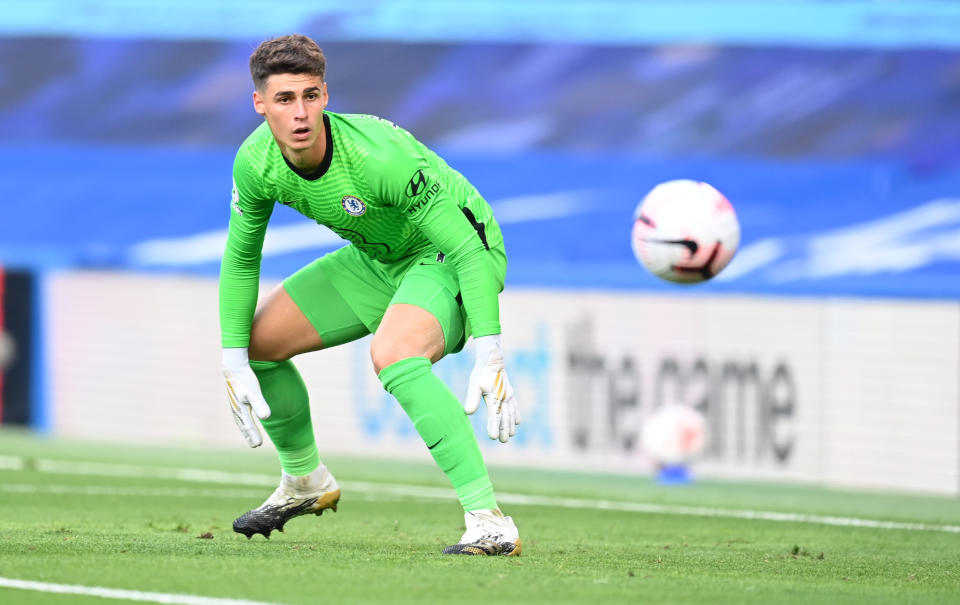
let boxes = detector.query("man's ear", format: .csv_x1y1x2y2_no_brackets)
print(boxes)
252,90,266,116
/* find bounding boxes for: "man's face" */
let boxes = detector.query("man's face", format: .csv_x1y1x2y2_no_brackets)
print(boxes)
253,73,328,153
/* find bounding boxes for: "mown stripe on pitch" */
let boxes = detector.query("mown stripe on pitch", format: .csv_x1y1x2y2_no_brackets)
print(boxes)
2,456,959,534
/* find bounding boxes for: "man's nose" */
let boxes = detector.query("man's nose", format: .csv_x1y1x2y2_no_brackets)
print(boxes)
294,98,308,118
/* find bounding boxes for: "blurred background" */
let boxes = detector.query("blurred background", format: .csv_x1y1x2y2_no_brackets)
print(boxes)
1,0,958,494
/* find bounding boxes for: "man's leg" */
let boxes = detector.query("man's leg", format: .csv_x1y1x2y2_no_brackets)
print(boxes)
234,256,373,538
248,276,368,475
373,304,498,513
371,267,521,555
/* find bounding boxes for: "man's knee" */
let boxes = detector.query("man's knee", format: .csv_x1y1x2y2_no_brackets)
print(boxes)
370,337,403,375
249,343,288,363
371,335,443,375
249,323,293,362
373,305,448,375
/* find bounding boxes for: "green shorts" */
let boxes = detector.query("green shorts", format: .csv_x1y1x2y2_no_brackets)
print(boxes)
283,245,503,357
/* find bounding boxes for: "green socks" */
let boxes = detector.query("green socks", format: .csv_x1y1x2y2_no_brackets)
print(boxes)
249,360,320,476
379,356,497,511
249,355,498,512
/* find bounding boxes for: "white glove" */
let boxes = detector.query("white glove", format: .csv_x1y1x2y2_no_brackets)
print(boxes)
464,334,522,443
222,347,271,448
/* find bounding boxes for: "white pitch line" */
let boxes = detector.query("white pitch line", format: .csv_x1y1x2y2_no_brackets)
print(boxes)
0,483,443,505
0,455,25,470
3,456,960,534
490,492,960,534
0,483,266,499
0,577,285,605
32,459,277,487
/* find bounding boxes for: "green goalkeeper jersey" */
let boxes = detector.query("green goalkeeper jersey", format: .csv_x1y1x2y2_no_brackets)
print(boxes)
220,111,505,348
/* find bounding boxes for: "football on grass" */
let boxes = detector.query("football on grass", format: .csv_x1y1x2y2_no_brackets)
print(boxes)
631,179,740,283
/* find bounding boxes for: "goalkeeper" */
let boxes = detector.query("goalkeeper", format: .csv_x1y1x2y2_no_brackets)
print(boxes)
220,34,522,556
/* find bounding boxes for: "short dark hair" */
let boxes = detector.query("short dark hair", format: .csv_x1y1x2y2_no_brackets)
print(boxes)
249,34,326,91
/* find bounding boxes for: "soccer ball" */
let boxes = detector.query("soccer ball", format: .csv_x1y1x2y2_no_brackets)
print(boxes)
641,404,707,466
631,179,740,283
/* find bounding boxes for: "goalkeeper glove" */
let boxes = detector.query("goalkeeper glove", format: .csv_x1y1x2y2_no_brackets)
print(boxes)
464,334,522,443
222,347,271,448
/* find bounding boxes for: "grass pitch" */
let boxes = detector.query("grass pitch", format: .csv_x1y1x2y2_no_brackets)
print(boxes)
0,429,958,605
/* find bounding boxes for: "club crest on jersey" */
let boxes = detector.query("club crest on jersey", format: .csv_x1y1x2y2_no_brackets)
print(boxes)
341,195,366,216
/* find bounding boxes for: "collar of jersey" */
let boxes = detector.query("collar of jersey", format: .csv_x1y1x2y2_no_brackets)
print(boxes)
281,112,333,181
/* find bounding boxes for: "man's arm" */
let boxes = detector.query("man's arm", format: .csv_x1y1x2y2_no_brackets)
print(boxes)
408,192,521,441
396,167,501,338
219,160,275,446
219,173,274,348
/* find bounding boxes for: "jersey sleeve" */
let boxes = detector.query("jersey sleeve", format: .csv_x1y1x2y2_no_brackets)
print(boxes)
373,147,501,338
219,151,275,348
